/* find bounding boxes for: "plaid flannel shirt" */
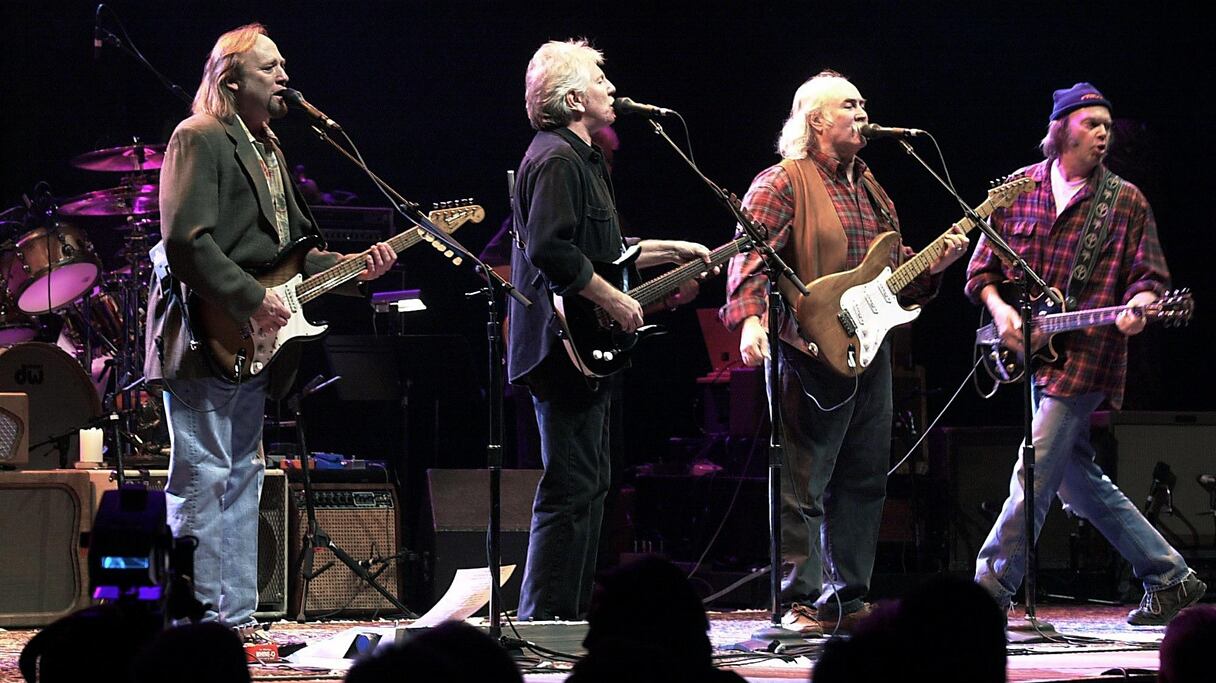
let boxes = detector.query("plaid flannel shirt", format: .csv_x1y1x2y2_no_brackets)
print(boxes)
964,160,1169,408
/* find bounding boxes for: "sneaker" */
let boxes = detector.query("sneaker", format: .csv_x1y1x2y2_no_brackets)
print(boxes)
1127,571,1207,626
781,602,824,637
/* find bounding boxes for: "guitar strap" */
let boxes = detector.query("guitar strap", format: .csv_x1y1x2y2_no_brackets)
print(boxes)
1064,166,1123,308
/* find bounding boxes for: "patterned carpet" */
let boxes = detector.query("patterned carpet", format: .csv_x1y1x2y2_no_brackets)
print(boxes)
0,604,1169,682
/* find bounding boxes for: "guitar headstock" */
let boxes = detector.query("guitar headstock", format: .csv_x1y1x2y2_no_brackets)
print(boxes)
427,199,486,233
1148,288,1195,327
987,175,1037,209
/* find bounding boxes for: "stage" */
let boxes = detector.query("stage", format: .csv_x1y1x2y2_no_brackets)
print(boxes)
0,604,1166,682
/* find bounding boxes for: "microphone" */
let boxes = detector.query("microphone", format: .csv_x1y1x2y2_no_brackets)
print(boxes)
93,5,104,60
280,88,342,131
858,123,926,139
612,97,674,118
1198,474,1216,493
1145,461,1177,515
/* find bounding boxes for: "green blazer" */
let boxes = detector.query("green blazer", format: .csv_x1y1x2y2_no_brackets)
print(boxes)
144,113,352,399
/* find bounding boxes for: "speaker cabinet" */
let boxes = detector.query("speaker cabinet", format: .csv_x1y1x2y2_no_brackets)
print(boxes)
426,468,541,611
0,393,29,466
932,427,1081,571
84,468,290,619
0,471,91,627
289,482,403,617
1094,411,1216,549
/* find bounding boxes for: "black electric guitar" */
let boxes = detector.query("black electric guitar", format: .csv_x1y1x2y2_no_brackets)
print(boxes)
976,284,1194,383
553,233,753,378
194,202,484,382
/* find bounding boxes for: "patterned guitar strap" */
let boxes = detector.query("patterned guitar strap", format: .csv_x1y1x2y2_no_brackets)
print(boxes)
1064,166,1123,308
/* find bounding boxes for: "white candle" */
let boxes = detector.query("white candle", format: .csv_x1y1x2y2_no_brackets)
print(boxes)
79,428,104,463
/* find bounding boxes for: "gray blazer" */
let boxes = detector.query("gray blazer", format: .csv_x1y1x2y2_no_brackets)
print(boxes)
144,113,350,399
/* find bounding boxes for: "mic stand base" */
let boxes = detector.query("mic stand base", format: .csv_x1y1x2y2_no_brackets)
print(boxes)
750,623,810,644
1006,614,1060,644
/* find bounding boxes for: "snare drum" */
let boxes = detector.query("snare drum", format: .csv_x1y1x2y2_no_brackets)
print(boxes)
3,222,101,314
0,342,102,468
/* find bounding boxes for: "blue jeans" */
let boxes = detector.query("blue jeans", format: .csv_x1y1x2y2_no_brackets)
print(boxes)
162,374,267,626
517,354,613,620
776,341,892,618
975,389,1191,606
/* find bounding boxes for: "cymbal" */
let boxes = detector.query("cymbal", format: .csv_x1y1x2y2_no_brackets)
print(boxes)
71,143,165,172
60,184,159,217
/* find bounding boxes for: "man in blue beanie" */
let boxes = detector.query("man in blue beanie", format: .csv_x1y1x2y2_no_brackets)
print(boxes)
965,82,1205,626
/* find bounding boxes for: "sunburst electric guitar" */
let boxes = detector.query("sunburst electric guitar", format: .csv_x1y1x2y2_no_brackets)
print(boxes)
195,202,484,382
791,176,1036,377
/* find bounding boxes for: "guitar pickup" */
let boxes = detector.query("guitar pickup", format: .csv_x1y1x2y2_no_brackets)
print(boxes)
837,310,857,336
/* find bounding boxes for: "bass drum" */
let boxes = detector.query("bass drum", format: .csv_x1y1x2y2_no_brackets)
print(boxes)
0,342,101,469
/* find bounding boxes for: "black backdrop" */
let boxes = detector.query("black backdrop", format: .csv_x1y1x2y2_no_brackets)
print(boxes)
3,1,1212,470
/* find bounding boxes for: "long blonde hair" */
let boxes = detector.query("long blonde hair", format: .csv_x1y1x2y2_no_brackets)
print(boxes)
191,23,267,121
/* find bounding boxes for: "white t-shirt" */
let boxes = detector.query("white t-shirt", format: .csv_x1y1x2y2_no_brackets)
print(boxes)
1050,159,1088,218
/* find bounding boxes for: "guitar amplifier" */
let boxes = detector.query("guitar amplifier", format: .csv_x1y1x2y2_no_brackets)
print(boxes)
289,482,404,617
310,206,394,249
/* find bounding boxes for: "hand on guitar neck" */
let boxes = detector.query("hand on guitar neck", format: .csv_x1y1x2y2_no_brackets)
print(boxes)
981,285,1157,353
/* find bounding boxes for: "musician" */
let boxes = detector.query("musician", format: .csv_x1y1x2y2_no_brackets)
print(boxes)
966,83,1203,625
144,24,395,628
508,39,711,620
720,70,968,636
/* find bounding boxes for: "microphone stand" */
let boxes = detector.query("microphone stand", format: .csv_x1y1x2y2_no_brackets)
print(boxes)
304,124,531,641
292,374,419,621
890,136,1060,636
646,118,805,644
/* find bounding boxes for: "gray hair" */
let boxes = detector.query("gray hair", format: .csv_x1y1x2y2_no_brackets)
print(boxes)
776,70,850,160
524,39,604,131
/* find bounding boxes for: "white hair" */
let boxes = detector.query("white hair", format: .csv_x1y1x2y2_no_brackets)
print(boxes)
524,39,604,131
776,70,851,160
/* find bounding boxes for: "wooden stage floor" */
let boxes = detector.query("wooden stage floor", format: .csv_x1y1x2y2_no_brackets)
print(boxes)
0,604,1170,682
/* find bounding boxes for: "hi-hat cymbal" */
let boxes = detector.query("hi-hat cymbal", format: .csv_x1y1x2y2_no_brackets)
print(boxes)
60,184,159,217
71,144,166,172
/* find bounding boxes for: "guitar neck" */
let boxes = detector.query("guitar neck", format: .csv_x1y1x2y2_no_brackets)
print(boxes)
628,234,751,307
886,196,1001,294
1034,303,1145,335
295,228,424,304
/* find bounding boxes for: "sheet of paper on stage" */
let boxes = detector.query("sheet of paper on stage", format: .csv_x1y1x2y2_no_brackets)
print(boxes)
410,564,516,628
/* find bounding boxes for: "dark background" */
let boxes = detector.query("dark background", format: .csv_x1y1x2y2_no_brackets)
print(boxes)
3,1,1212,577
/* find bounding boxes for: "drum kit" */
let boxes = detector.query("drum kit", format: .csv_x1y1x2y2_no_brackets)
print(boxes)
0,141,168,468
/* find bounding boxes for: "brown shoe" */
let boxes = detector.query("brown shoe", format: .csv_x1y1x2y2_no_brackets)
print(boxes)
819,602,876,635
781,602,824,637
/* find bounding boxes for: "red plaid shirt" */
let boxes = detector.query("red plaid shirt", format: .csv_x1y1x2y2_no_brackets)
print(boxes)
720,150,936,331
964,160,1170,408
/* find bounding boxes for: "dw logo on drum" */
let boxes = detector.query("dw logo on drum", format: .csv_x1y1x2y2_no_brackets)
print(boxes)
13,363,44,385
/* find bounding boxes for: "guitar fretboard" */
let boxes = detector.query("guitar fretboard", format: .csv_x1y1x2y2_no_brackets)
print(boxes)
627,234,753,307
886,197,999,294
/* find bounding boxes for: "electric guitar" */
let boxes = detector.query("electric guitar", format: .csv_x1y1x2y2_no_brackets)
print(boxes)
553,233,753,378
976,284,1193,384
194,202,484,382
791,176,1036,377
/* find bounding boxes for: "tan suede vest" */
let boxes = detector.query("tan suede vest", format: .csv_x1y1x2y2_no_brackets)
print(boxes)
775,157,895,356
